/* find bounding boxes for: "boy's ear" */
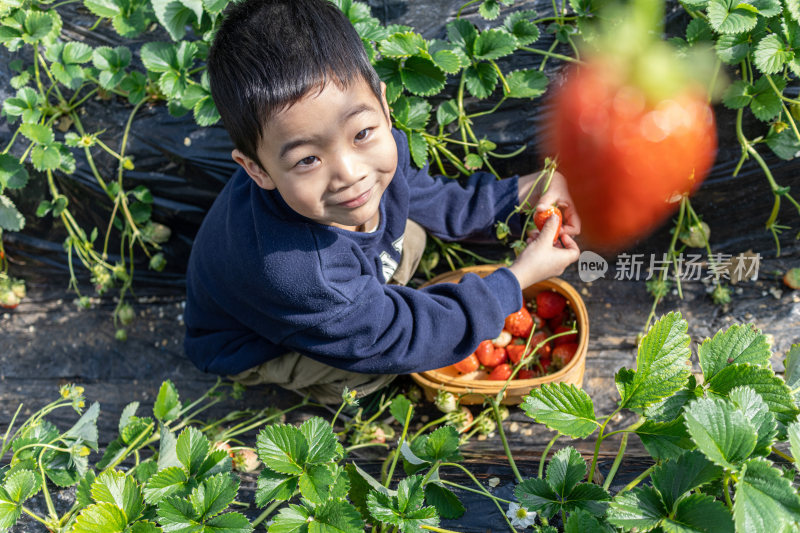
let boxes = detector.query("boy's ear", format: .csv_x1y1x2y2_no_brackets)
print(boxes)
379,81,391,124
232,149,276,190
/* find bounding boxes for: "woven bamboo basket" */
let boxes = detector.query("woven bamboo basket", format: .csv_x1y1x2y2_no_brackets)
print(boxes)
410,264,589,405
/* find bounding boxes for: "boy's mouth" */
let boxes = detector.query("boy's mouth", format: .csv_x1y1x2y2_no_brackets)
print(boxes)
337,186,373,208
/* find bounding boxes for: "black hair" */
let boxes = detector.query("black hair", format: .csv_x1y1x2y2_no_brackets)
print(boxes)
208,0,383,168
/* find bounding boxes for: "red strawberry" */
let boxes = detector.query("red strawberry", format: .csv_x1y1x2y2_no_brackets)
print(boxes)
506,341,531,365
517,369,536,380
530,331,552,358
453,353,480,374
536,291,566,319
504,307,534,337
553,325,578,346
487,364,513,381
534,205,563,244
552,343,579,370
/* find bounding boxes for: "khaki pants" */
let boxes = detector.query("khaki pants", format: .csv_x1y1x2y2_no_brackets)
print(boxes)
229,220,427,404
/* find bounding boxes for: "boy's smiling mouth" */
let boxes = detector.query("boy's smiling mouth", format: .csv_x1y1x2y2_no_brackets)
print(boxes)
336,185,374,208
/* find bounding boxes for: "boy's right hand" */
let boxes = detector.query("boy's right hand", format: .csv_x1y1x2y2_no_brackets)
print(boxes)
507,215,580,289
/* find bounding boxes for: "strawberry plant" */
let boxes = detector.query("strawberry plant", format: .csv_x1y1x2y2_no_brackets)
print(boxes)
0,379,299,532
512,312,800,531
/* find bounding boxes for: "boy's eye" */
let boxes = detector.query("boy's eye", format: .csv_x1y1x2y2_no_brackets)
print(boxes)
296,156,318,167
355,128,371,141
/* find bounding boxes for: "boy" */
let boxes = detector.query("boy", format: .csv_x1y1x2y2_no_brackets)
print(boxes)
184,0,581,404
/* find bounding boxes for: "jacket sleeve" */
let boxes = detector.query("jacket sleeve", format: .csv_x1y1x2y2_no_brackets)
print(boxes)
395,129,523,241
272,241,525,374
187,225,523,376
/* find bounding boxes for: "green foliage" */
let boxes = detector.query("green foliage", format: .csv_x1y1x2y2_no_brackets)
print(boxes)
518,314,800,531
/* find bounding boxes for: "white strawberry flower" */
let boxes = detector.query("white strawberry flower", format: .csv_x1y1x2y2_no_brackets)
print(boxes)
506,502,536,529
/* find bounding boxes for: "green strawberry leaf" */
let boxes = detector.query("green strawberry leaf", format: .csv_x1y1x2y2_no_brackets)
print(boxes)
608,485,667,531
616,312,691,410
521,383,599,438
505,69,548,99
431,49,461,74
157,494,196,528
479,0,501,20
473,28,517,60
716,33,751,64
189,473,239,521
300,416,341,465
392,96,431,131
465,62,498,99
722,80,753,110
379,32,426,57
734,458,800,531
650,449,723,512
515,478,562,519
422,426,461,463
117,402,138,435
63,41,93,64
0,490,21,529
3,87,41,123
298,464,335,504
436,100,458,127
63,401,100,450
22,11,54,43
121,416,153,446
636,418,694,461
706,364,798,426
766,126,800,161
140,42,176,73
424,484,464,520
684,396,757,470
408,131,428,169
83,0,122,17
750,75,785,122
564,509,604,533
151,0,196,41
176,426,210,476
193,96,220,127
699,323,772,382
787,421,800,475
256,424,308,476
782,343,800,403
19,123,54,145
203,511,252,532
3,470,38,504
729,386,777,457
157,426,181,471
401,57,446,97
91,470,145,524
788,0,800,22
367,489,438,531
143,466,189,504
686,17,714,44
707,0,758,35
0,195,24,232
153,380,181,422
389,395,413,425
504,10,540,46
751,0,781,17
446,19,478,56
255,468,298,506
546,447,586,498
71,501,128,533
754,34,790,75
662,493,734,533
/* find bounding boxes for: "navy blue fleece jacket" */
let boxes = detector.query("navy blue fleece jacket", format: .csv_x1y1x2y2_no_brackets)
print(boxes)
184,128,523,375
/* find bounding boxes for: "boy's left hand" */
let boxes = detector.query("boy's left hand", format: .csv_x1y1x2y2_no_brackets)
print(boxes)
518,170,581,242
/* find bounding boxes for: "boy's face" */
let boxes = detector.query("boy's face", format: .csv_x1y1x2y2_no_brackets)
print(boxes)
233,78,398,231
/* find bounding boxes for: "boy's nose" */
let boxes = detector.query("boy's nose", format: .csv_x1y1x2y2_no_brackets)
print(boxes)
330,153,367,189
